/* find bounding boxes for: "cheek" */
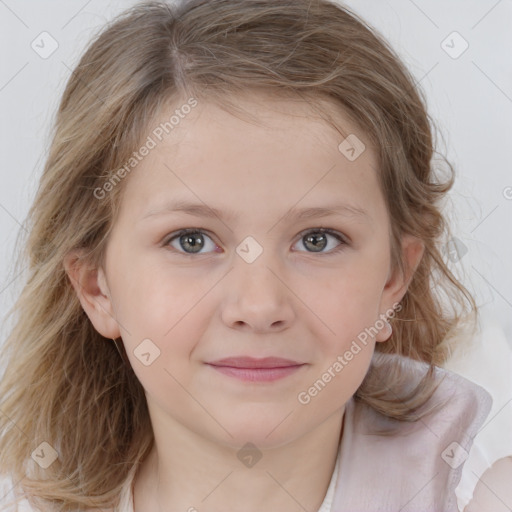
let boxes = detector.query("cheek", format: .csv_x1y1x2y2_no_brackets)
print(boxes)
297,262,387,339
111,254,203,327
107,261,208,380
297,343,374,416
296,278,380,410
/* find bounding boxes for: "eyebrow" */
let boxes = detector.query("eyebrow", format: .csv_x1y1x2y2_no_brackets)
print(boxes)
141,199,370,223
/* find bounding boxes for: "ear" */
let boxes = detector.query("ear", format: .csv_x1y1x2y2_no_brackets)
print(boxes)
375,234,424,342
63,249,121,339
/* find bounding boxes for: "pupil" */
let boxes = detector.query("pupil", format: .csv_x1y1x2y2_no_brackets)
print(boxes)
305,233,326,252
181,233,204,253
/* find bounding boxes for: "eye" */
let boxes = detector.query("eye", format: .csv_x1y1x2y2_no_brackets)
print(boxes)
293,228,347,254
165,228,219,255
163,227,348,256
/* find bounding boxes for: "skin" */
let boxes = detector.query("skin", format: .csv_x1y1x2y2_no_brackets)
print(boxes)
464,456,512,512
65,94,424,512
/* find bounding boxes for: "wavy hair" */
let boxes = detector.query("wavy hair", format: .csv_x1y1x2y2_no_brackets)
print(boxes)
0,0,477,509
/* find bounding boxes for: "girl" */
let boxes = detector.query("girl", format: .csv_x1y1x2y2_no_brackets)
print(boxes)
0,0,503,510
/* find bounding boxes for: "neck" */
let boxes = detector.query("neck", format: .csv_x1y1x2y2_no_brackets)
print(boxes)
133,406,345,512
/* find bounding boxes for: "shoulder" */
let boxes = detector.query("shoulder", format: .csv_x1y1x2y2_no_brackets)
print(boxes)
345,354,493,510
463,456,512,512
362,353,493,435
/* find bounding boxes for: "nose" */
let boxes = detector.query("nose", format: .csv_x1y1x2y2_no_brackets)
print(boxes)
220,253,295,334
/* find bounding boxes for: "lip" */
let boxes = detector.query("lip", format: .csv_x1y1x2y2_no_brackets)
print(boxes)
207,356,303,368
206,357,306,383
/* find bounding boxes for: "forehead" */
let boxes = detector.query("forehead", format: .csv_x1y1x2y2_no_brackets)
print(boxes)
116,94,385,225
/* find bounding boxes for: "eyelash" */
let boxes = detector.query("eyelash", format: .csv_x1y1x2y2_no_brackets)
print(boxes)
162,227,349,256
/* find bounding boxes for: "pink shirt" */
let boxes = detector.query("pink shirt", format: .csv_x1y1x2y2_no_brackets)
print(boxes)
326,353,492,511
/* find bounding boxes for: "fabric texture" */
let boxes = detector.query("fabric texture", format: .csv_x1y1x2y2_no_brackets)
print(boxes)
327,352,492,511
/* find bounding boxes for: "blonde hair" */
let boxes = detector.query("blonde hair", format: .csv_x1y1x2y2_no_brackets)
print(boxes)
0,0,477,509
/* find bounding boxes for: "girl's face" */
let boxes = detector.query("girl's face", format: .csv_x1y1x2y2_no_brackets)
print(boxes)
79,94,423,449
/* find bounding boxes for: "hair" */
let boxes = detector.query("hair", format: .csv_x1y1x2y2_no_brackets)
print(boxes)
0,0,478,510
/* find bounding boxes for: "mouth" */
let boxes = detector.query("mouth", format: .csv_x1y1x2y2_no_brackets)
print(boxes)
205,357,306,382
208,356,304,368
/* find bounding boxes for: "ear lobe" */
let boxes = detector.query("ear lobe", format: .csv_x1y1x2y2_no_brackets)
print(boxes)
63,250,121,339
